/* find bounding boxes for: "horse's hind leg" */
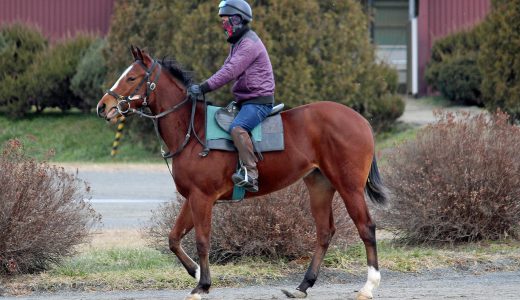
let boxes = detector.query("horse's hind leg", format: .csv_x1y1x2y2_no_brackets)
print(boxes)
282,169,336,298
338,187,380,300
168,200,200,280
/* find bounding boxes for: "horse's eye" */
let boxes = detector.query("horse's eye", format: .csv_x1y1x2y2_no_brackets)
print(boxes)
127,77,136,82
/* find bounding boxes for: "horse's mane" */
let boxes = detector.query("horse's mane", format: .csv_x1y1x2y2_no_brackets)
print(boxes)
158,57,193,87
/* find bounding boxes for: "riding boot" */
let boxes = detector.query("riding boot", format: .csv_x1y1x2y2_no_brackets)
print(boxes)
230,126,259,192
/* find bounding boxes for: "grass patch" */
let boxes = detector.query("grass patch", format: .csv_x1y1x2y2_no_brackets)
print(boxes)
324,240,520,273
3,238,520,295
376,123,419,153
417,95,453,107
4,248,290,295
0,112,157,162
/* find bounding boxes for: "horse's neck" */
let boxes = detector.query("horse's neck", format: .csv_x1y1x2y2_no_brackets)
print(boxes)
152,79,205,157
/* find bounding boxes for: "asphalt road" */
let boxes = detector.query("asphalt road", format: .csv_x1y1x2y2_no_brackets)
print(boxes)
61,163,176,229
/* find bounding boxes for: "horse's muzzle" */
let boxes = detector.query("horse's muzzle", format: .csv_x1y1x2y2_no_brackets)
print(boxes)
97,103,106,118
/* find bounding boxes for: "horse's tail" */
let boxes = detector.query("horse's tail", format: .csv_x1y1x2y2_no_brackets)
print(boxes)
365,154,389,205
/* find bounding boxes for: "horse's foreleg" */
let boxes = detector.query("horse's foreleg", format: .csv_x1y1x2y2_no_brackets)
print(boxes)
340,189,380,300
184,193,214,300
282,170,336,298
168,200,200,280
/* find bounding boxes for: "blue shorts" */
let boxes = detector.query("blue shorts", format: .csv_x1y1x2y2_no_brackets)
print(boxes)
229,103,273,133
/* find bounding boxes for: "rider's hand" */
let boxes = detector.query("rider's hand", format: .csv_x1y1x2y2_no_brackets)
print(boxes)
188,84,203,100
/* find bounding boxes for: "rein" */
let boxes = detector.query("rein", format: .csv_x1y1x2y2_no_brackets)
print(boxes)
106,59,209,177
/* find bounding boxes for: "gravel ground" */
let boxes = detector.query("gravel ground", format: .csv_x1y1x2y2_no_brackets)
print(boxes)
4,269,520,300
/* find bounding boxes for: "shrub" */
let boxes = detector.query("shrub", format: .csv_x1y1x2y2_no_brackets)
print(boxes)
479,0,520,121
106,0,403,142
0,23,47,116
433,54,482,105
144,181,357,263
425,25,483,105
381,111,520,244
24,34,94,113
356,63,405,131
0,140,100,274
71,38,108,110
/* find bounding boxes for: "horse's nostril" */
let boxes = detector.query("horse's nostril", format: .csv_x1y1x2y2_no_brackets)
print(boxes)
97,103,106,117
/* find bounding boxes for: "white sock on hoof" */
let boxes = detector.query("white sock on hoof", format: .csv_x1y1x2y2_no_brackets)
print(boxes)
358,266,380,298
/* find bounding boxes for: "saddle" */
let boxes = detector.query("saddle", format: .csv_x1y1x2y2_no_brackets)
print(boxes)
205,102,285,152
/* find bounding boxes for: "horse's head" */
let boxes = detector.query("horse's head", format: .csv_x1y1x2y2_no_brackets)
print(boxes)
97,46,162,122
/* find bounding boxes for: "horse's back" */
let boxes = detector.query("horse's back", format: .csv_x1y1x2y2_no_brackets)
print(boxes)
281,101,373,144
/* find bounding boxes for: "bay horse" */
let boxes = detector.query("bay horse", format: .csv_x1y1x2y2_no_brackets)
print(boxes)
97,46,388,300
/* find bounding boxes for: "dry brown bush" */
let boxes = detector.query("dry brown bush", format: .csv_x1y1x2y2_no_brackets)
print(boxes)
0,140,100,274
144,181,358,263
381,111,520,244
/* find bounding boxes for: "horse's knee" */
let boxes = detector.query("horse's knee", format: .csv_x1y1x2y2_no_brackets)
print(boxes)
359,223,377,246
195,240,210,256
168,234,181,253
317,232,334,248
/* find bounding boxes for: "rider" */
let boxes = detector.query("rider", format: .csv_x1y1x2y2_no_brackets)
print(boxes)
188,0,275,193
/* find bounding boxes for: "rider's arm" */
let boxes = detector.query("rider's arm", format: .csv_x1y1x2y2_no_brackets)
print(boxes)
201,38,260,93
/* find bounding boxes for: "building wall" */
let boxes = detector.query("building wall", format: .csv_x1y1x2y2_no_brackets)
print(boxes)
0,0,115,41
418,0,490,94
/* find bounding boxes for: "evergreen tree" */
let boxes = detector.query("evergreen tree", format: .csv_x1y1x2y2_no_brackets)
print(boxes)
105,0,403,130
479,0,520,120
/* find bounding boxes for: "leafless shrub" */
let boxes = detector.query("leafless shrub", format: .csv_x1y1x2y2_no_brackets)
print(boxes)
0,140,100,274
381,111,520,244
144,181,357,263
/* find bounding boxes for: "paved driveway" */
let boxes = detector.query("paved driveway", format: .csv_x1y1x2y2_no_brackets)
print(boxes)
61,163,176,229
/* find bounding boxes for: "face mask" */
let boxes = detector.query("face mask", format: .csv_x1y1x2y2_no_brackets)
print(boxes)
221,15,243,38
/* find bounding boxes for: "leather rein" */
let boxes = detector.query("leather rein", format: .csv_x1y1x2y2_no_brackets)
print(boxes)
105,59,209,176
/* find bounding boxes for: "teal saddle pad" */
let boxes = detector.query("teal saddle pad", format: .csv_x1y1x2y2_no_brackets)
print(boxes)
205,105,284,152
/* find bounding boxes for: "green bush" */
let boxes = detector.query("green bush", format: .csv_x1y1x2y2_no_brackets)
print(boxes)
105,0,403,138
71,39,108,110
381,111,520,244
432,54,482,105
24,34,94,113
479,0,520,121
0,23,47,116
425,26,483,105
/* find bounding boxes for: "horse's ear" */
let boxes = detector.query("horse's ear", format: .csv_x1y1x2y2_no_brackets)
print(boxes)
139,48,153,65
131,45,144,61
130,45,141,61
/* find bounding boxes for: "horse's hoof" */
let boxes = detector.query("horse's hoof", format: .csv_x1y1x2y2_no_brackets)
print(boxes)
356,291,373,300
281,289,307,298
184,293,202,300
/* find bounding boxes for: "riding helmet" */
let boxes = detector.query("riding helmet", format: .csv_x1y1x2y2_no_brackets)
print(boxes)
218,0,253,23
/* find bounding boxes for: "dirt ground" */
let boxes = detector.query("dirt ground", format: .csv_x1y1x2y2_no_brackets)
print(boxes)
3,269,520,300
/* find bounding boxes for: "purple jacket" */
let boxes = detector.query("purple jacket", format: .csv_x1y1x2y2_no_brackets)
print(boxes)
205,30,275,105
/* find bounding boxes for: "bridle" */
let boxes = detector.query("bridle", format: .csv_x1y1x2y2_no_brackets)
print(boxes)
105,59,209,174
106,60,161,115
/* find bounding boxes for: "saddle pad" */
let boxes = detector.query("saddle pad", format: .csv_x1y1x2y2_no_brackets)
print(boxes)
206,105,262,141
206,105,285,152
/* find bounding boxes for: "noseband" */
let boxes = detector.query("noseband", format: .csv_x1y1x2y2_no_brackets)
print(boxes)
106,60,161,115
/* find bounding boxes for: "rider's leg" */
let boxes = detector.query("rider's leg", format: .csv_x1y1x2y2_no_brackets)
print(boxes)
230,126,259,192
229,103,272,192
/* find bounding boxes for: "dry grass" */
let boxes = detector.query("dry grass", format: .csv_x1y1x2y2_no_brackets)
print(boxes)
78,229,147,251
